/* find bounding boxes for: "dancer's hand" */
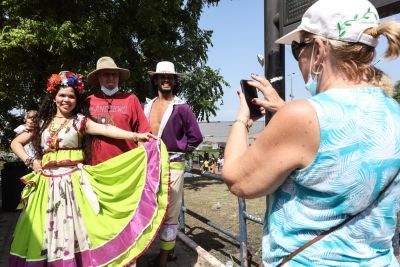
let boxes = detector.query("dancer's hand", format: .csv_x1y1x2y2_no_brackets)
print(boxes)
32,159,42,174
133,132,158,142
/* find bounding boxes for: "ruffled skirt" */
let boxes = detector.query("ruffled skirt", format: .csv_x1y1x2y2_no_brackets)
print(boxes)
9,140,170,266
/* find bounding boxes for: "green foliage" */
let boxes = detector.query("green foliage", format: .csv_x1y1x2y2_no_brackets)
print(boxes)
181,66,228,121
0,0,227,147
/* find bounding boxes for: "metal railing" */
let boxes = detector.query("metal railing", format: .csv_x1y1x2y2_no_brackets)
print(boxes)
180,168,262,267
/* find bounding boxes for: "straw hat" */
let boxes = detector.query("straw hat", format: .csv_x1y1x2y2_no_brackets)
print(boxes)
87,56,130,86
148,61,181,76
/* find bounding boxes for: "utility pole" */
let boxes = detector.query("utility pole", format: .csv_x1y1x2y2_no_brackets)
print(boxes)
288,72,295,101
265,0,285,125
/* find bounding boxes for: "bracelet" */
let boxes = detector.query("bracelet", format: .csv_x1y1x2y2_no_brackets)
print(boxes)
24,156,34,168
233,119,249,130
132,132,138,142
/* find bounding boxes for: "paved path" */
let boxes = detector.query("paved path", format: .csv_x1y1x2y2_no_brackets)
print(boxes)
0,210,220,267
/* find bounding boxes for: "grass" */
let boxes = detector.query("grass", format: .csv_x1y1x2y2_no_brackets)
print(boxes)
183,176,265,266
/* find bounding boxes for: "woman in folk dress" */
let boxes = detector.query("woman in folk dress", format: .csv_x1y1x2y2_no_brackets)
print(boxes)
10,71,169,266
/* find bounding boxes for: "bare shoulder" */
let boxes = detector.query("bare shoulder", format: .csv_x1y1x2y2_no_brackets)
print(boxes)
272,99,316,124
265,100,318,137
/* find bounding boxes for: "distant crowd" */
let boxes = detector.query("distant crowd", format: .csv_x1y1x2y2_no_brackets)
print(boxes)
198,154,224,174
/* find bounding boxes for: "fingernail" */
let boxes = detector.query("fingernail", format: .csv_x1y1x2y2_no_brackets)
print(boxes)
251,99,256,103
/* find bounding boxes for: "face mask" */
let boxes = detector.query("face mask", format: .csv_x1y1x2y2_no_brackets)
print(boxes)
304,43,321,96
101,85,119,96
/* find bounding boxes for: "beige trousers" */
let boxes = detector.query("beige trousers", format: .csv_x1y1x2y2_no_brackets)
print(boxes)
159,162,185,250
164,168,185,224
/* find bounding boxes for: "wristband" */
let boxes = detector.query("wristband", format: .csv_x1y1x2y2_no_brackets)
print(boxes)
24,157,34,168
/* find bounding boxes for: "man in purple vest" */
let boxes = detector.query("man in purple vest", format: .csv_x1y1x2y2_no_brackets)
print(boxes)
144,61,203,266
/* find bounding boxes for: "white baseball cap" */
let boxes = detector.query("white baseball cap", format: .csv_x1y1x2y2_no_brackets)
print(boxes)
276,0,379,47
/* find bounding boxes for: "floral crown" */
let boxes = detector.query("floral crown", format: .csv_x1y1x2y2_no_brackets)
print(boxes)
47,71,85,94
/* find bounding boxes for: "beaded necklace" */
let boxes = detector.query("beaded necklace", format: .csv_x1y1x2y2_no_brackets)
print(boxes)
47,118,70,149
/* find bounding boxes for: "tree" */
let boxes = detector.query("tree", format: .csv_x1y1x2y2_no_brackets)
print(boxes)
0,0,228,149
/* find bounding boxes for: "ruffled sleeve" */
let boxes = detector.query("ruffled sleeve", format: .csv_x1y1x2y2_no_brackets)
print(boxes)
76,114,88,133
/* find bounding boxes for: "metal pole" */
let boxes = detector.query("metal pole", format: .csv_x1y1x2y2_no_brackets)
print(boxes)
179,192,186,232
263,1,284,264
394,213,400,256
265,0,285,105
238,197,249,267
183,207,240,241
288,72,295,101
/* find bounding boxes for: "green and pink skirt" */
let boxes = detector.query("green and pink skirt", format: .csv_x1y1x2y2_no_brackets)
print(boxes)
9,140,170,266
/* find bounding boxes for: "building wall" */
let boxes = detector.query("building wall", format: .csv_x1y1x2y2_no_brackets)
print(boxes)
198,120,266,145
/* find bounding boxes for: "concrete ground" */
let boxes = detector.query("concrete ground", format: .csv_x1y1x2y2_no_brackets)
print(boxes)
137,232,221,267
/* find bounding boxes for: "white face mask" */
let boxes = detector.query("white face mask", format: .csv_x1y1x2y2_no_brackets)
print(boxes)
304,42,322,96
101,85,119,96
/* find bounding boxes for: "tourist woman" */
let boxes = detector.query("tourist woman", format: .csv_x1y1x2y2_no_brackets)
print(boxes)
223,0,400,265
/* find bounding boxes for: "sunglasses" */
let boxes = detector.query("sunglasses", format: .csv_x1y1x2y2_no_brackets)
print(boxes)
291,41,311,61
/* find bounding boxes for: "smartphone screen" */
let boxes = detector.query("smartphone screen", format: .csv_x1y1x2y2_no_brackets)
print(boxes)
240,80,263,120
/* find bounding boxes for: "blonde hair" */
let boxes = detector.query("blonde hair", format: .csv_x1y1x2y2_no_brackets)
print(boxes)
24,110,38,120
372,68,393,96
303,21,400,86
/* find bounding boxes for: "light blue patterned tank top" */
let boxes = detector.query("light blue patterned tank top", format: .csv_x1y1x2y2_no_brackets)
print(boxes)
262,87,400,266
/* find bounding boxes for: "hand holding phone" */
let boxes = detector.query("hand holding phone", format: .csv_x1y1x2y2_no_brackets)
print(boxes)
240,80,263,120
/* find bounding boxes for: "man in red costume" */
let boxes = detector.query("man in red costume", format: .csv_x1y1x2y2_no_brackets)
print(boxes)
87,56,150,165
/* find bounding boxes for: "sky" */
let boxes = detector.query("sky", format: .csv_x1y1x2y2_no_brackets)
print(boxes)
199,0,400,121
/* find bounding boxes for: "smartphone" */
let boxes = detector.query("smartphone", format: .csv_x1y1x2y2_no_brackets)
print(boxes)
240,80,263,120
